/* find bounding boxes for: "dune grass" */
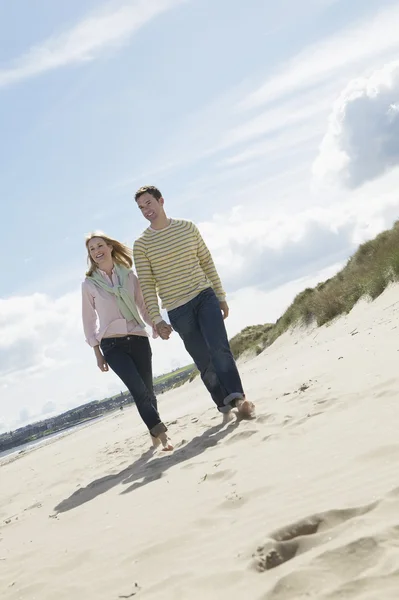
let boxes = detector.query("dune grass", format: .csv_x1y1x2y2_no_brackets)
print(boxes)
229,324,274,359
229,220,399,357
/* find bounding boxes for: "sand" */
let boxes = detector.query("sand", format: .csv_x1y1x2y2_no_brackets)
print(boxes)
2,285,399,599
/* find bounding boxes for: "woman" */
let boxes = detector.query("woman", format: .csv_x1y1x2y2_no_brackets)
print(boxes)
82,231,173,451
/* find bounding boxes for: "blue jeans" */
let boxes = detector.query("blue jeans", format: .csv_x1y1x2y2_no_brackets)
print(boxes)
100,335,166,437
168,288,245,413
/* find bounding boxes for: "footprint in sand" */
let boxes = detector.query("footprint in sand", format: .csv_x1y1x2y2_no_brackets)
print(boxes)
263,524,399,600
253,502,376,572
201,469,236,482
24,502,42,512
226,430,257,444
219,491,248,510
254,413,274,424
180,459,208,470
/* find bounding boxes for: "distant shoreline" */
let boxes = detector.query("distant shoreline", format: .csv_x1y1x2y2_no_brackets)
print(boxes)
0,365,196,458
0,416,104,462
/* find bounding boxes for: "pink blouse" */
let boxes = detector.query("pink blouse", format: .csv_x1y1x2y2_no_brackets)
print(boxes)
81,268,156,347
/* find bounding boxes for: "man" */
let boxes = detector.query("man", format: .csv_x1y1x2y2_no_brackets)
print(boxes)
133,185,255,420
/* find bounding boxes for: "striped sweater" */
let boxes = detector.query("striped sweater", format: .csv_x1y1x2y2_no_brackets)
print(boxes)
133,219,226,324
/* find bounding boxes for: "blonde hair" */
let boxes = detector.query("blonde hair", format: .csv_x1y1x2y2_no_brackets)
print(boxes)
85,231,133,277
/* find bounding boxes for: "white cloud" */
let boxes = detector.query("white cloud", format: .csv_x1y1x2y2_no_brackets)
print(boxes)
0,292,78,379
313,61,399,188
219,126,322,168
0,0,183,88
42,401,57,416
135,5,399,189
239,4,399,111
223,91,332,150
197,168,399,292
198,207,353,292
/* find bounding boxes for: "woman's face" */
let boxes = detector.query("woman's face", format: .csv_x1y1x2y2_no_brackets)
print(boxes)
88,237,113,267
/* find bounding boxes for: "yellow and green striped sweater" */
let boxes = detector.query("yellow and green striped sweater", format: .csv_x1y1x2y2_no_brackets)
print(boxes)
133,219,226,324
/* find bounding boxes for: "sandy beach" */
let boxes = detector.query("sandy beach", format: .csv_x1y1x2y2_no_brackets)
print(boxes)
2,285,399,600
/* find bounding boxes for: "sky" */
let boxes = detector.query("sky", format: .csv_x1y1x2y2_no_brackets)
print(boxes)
1,0,399,432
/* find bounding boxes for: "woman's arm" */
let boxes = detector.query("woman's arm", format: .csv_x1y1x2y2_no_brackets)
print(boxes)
81,281,108,371
82,281,99,346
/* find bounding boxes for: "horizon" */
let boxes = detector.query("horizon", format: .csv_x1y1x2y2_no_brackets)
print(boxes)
2,0,399,432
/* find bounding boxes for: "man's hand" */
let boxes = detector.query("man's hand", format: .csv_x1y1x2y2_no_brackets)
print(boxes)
94,346,108,372
156,320,173,340
220,300,229,319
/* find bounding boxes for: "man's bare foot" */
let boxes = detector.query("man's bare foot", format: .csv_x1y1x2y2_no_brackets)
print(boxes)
236,398,256,419
158,432,174,452
222,411,235,425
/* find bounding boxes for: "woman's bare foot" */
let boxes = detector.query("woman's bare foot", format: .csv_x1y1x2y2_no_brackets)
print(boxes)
150,434,162,450
158,432,174,452
236,398,256,419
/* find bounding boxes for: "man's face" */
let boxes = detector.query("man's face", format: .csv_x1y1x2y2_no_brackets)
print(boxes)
136,192,163,223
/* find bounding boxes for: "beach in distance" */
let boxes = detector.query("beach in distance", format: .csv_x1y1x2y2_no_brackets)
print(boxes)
2,285,399,600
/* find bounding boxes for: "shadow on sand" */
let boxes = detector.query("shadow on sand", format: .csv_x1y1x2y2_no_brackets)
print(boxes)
54,420,239,513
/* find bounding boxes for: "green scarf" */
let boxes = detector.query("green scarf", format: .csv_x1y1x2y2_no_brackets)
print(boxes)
89,264,145,327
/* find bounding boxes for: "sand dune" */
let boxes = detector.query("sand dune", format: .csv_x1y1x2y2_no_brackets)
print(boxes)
2,285,399,599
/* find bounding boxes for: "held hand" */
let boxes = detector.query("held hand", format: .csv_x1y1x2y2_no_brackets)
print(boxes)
155,320,173,340
220,300,229,320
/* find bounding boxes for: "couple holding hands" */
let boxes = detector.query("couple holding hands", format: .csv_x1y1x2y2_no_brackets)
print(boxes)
82,186,255,451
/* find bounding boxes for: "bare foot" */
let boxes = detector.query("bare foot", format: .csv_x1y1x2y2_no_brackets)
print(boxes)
158,432,174,452
222,411,235,425
150,434,162,451
236,399,256,419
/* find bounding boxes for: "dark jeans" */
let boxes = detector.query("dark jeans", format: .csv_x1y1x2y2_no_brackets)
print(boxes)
100,335,166,437
168,288,245,413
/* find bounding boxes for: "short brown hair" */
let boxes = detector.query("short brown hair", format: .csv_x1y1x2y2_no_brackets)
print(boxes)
134,185,162,202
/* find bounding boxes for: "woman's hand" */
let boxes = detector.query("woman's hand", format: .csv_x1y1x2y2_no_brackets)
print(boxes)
94,345,108,372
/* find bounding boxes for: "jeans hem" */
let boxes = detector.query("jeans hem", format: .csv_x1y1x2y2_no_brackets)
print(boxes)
217,404,232,414
224,392,244,406
217,393,245,412
149,422,167,437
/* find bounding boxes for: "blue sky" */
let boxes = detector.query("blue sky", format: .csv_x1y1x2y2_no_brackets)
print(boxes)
1,0,399,431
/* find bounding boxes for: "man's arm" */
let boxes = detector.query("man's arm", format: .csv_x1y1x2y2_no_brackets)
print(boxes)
195,226,226,301
195,225,229,318
133,240,173,338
